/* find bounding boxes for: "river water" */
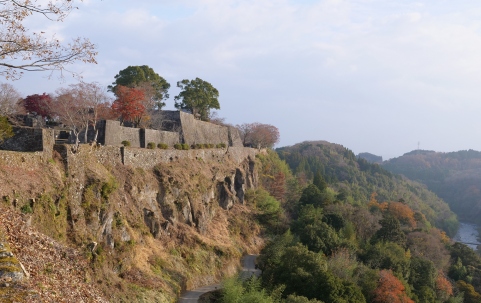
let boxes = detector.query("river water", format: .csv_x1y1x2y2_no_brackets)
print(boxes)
453,222,481,250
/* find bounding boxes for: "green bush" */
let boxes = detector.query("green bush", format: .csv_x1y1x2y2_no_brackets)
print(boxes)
20,204,33,214
157,143,168,149
182,143,190,150
208,144,215,148
121,140,131,147
195,143,203,149
217,143,227,148
146,142,156,149
0,116,13,144
174,143,182,150
101,177,118,201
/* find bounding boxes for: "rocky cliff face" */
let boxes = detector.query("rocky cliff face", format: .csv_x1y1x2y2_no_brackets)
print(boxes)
0,146,262,302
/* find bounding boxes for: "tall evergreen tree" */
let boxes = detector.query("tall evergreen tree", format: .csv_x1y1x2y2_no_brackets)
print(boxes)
313,171,327,192
372,216,406,247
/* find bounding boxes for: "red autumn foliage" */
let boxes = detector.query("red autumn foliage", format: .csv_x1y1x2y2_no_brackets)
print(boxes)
372,270,414,303
23,93,53,118
111,85,145,126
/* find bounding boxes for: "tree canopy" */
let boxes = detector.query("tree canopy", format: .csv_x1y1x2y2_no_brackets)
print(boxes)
108,65,170,110
174,77,220,121
0,83,23,118
0,0,97,79
111,85,146,127
237,122,280,149
53,82,113,144
23,93,53,118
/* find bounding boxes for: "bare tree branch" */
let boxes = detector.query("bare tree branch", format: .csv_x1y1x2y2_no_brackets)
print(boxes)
0,0,97,80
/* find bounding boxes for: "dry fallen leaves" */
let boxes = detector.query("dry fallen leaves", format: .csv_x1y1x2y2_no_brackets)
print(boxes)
0,205,108,303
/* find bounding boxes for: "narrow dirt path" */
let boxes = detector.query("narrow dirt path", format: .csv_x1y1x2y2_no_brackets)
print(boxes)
178,254,260,303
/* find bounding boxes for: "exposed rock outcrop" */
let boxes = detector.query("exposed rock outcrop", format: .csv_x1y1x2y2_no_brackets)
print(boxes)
0,144,261,302
0,242,25,283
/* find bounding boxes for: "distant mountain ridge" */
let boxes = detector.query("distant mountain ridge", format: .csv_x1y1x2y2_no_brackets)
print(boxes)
357,152,383,164
382,149,481,225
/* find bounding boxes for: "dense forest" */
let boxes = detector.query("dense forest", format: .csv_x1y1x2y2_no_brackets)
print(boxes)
382,149,481,225
208,141,481,303
276,141,458,236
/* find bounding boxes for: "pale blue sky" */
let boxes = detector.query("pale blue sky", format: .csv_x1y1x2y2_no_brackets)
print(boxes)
7,0,481,159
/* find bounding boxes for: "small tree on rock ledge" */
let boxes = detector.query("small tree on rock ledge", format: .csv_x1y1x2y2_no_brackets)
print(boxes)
237,122,280,149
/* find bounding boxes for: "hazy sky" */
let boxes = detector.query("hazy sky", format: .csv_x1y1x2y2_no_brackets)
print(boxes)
7,0,481,160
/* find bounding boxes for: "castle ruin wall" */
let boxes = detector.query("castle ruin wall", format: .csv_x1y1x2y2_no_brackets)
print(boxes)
99,120,142,147
142,129,179,147
178,111,230,146
0,127,54,160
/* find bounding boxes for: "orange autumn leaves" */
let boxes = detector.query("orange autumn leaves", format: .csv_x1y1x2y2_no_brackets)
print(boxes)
373,270,414,303
436,273,453,300
372,270,453,303
368,192,417,228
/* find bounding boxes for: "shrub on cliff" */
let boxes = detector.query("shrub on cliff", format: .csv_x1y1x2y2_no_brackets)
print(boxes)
20,204,33,214
157,143,168,149
0,116,13,144
174,143,182,150
121,140,131,147
147,142,156,149
181,143,190,150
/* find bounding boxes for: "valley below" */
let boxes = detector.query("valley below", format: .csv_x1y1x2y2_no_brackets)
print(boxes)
454,222,481,250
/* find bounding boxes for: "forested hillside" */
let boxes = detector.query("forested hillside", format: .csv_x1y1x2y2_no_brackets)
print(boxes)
276,141,458,236
210,143,481,303
383,149,481,225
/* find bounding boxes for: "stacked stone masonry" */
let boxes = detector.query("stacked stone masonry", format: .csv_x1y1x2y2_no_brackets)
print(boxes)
0,127,54,161
93,111,242,148
0,111,249,169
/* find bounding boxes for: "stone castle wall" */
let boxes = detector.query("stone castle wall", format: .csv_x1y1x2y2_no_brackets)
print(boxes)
95,111,243,148
177,111,229,146
95,120,180,148
98,120,142,147
228,126,243,147
122,146,258,170
0,127,54,160
143,128,179,147
1,111,244,155
53,144,258,173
